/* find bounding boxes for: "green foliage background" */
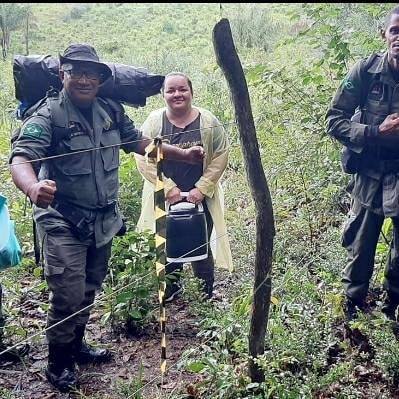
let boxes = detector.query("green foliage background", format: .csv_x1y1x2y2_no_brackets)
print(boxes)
1,3,399,398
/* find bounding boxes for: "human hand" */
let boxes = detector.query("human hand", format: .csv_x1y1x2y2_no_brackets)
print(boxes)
27,180,57,209
379,113,399,135
183,146,205,164
166,186,182,205
187,188,204,205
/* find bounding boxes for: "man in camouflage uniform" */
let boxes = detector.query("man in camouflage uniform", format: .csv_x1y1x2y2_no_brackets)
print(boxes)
9,43,204,392
326,6,399,322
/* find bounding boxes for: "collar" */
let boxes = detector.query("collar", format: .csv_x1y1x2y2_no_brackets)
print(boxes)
367,51,386,74
367,51,399,86
60,89,113,131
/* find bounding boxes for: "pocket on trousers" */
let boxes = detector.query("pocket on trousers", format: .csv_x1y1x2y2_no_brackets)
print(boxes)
43,231,67,277
45,264,65,277
341,211,359,248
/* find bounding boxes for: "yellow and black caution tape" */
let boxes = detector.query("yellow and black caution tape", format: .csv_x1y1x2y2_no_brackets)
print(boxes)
145,136,168,379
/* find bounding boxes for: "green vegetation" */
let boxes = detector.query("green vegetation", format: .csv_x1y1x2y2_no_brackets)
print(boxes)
1,3,399,398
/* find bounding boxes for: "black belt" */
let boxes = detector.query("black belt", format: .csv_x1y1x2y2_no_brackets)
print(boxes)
52,199,93,240
51,197,117,240
53,197,116,213
92,202,117,213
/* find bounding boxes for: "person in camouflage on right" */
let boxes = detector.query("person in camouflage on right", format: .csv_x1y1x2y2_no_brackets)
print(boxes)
326,6,399,322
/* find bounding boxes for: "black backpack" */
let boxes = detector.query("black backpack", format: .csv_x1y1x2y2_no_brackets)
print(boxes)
340,52,381,174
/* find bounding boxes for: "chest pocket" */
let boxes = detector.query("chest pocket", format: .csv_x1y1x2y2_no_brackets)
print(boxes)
363,84,390,126
59,134,93,175
100,129,120,171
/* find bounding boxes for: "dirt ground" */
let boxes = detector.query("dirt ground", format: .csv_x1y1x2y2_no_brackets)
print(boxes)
0,286,214,399
5,274,399,398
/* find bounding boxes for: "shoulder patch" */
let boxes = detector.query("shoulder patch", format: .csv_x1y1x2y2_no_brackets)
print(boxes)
21,123,44,139
342,77,355,91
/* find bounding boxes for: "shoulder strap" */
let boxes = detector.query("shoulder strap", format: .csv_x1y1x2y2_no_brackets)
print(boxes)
98,97,124,130
47,94,67,128
359,53,380,108
46,91,86,148
19,97,48,120
47,94,70,148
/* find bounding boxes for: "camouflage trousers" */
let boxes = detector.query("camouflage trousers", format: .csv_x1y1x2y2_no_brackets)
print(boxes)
37,218,112,344
342,199,399,303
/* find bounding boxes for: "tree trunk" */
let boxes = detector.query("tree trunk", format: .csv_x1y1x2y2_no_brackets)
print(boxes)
212,18,275,383
1,29,6,61
25,11,29,55
2,29,9,60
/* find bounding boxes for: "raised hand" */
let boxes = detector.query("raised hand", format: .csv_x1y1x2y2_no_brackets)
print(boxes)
379,113,399,135
183,146,205,164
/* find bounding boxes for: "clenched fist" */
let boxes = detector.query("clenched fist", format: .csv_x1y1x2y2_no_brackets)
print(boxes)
183,146,205,164
27,180,57,209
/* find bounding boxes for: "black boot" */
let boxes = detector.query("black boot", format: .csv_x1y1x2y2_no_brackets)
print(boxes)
192,255,214,300
73,325,112,365
381,292,399,321
45,343,78,393
344,297,364,322
196,278,214,300
196,275,214,300
164,281,183,303
165,267,183,303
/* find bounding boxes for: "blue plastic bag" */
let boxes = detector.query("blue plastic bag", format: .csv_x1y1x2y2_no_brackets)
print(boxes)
0,194,22,270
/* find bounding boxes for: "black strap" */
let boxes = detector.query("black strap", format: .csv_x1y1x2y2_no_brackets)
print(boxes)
51,198,93,241
32,220,41,266
98,97,124,131
359,53,380,109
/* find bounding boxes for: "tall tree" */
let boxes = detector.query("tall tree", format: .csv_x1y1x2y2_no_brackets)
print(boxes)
0,3,29,60
213,18,275,383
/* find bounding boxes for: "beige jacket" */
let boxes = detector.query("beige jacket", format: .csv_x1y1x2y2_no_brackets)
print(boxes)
135,107,234,271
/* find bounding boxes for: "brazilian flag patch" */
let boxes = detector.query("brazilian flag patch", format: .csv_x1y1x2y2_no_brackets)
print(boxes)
342,77,355,91
21,123,44,139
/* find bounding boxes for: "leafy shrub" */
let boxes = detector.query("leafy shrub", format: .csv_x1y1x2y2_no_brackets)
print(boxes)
101,229,157,334
63,4,92,22
101,39,120,54
229,4,286,52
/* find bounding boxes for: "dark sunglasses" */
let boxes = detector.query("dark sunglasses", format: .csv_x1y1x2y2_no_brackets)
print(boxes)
62,64,103,81
65,69,103,81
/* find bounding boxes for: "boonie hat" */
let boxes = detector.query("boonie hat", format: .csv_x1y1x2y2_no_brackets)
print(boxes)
59,43,112,81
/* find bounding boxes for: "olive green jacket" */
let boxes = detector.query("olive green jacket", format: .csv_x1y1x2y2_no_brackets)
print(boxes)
135,107,234,271
326,51,399,215
10,90,142,247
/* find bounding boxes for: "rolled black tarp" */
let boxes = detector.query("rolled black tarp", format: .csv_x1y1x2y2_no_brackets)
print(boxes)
13,54,165,111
